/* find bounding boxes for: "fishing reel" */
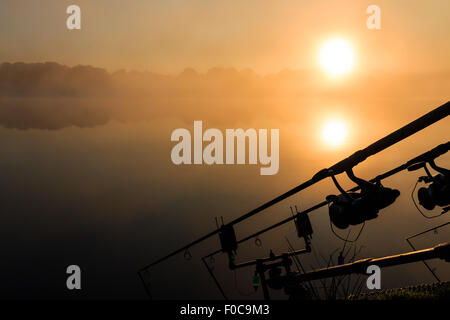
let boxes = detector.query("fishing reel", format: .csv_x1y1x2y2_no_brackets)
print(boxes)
408,161,450,211
326,169,400,230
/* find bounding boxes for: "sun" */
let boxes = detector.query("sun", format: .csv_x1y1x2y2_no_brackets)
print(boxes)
319,39,354,77
322,119,348,147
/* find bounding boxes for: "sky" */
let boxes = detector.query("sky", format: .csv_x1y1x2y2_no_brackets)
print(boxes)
0,0,449,299
0,0,449,73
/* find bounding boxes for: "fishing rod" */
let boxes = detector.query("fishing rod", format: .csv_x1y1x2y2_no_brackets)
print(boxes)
203,141,450,259
254,242,450,300
139,101,449,273
276,242,450,285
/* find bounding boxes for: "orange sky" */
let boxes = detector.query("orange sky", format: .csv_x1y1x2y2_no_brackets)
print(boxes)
1,0,449,73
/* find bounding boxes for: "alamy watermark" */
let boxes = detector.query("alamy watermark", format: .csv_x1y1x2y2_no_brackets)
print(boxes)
366,264,381,289
66,5,81,30
66,265,82,290
366,5,381,30
171,121,279,175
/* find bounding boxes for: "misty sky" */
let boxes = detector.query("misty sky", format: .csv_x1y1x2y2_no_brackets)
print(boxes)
1,0,449,73
0,0,449,300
